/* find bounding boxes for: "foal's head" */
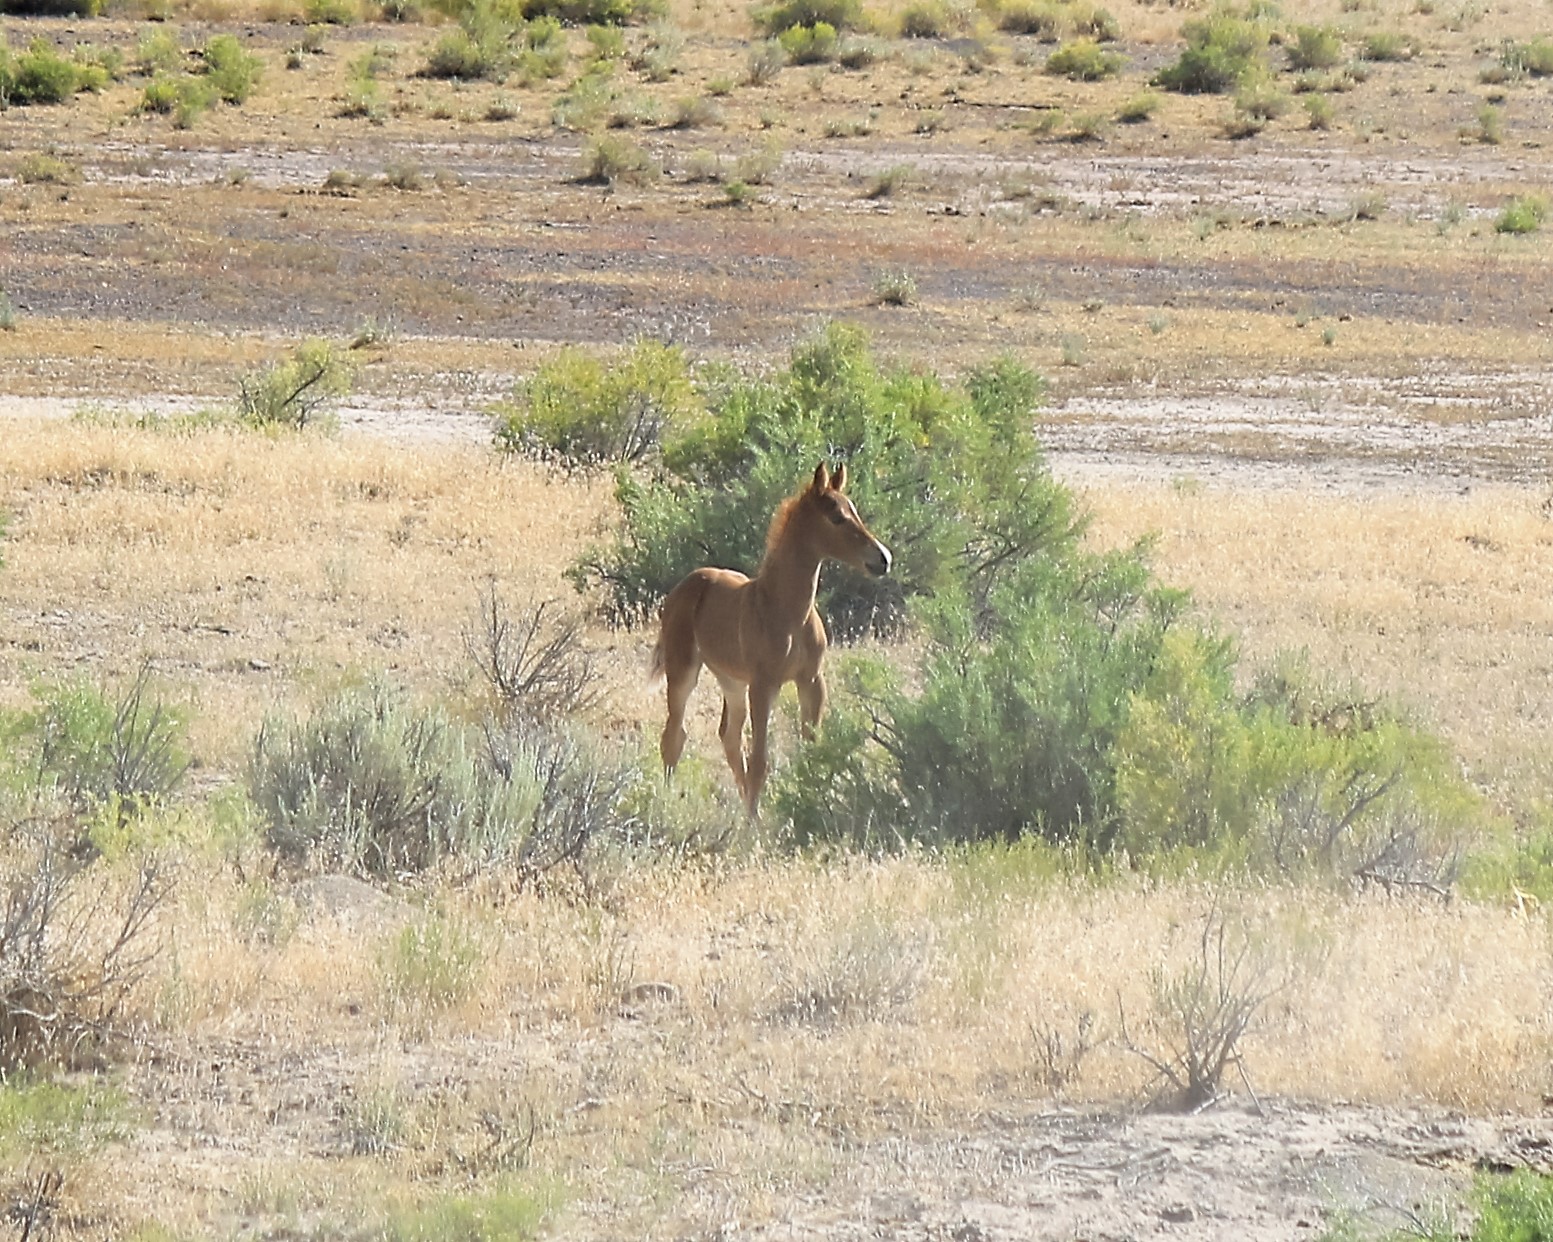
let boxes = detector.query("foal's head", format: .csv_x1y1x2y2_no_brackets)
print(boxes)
793,461,891,578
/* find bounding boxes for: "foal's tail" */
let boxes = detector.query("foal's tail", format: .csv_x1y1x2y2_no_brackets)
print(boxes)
647,633,667,683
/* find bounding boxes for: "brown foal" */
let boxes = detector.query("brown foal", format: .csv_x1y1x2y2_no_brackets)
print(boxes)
649,462,892,815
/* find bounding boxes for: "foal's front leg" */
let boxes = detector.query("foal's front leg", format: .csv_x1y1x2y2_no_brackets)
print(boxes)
743,679,779,817
796,671,826,742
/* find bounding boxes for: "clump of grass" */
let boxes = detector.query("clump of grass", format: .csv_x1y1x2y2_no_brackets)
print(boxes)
1117,90,1160,123
1303,93,1334,129
1495,193,1547,235
746,38,787,84
0,290,15,332
1286,23,1344,70
864,162,913,199
576,135,659,186
996,0,1065,39
1347,189,1387,221
380,911,487,1024
871,267,917,306
1045,37,1123,80
16,150,80,185
898,0,956,38
837,35,883,69
1359,29,1418,62
1154,7,1271,94
733,139,783,184
665,95,721,130
1471,103,1504,145
1501,36,1553,77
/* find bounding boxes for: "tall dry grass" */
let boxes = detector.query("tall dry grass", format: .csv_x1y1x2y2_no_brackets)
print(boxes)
4,418,1553,1236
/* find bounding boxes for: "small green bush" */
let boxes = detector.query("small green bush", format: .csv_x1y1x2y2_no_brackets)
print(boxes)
2,40,86,104
519,0,657,21
575,134,658,185
1359,30,1417,62
136,29,185,75
1045,38,1123,80
201,34,263,103
304,0,357,22
6,664,191,816
899,0,954,38
996,0,1064,39
753,0,862,35
1286,24,1344,70
1495,192,1547,234
778,21,839,64
237,339,354,429
871,267,917,305
0,1080,131,1163
492,338,702,465
1117,90,1161,122
1502,36,1553,77
0,0,102,15
1153,6,1270,94
382,1178,556,1242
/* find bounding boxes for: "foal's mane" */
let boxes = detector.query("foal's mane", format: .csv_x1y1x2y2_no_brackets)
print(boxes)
760,484,813,567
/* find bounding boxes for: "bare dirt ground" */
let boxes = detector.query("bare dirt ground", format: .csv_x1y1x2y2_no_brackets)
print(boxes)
4,4,1553,1236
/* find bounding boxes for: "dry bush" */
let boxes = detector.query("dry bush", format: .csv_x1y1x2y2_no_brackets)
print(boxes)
1119,901,1285,1112
0,815,170,1073
465,585,600,724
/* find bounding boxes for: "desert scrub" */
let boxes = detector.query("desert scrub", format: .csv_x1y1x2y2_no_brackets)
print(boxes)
237,339,354,429
1045,38,1123,80
898,0,958,38
778,22,840,64
871,267,918,305
575,134,658,186
0,1080,132,1168
1501,37,1553,77
1153,5,1271,94
1285,24,1344,71
1495,192,1547,234
15,150,80,184
0,40,98,104
249,682,637,883
753,0,862,35
1117,90,1160,122
492,338,702,465
201,34,263,103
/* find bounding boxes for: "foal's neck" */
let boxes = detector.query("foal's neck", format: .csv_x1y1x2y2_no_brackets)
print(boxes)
754,520,823,629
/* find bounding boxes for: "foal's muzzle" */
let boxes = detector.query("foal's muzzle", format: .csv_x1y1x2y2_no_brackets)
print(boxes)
866,543,892,577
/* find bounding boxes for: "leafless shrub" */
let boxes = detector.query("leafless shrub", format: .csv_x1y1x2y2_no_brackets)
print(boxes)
478,714,636,891
1119,903,1282,1112
0,815,171,1073
1032,1010,1096,1094
770,911,932,1025
464,585,599,723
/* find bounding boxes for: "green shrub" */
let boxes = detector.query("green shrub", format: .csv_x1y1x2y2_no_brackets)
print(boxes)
571,322,1062,641
520,0,657,20
1502,36,1553,77
201,34,263,103
1153,6,1270,94
1045,37,1124,80
871,267,917,305
0,0,102,15
304,0,358,22
6,664,191,817
899,0,954,37
575,134,658,185
382,1178,556,1242
249,684,635,881
140,73,213,123
1359,30,1417,62
996,0,1064,39
1495,192,1547,234
1286,23,1343,70
0,1080,131,1163
16,150,80,184
778,21,839,64
492,338,703,465
237,339,354,429
380,911,486,1019
136,29,185,75
1069,1,1118,41
1117,90,1161,122
2,40,86,104
753,0,862,35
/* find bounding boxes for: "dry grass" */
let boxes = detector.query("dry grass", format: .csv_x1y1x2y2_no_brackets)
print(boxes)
1073,478,1553,794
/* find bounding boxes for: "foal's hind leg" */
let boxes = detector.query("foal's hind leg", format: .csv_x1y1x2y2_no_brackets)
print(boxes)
660,657,700,776
714,673,750,800
796,670,827,742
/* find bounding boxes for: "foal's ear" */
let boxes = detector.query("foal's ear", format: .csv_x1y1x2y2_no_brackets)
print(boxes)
812,461,831,492
832,461,847,492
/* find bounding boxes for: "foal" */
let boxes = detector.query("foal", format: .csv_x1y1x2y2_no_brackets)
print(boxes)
650,462,892,815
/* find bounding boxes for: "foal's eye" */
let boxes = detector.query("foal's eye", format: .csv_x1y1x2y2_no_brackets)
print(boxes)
827,510,848,525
